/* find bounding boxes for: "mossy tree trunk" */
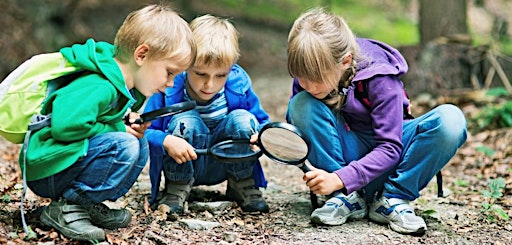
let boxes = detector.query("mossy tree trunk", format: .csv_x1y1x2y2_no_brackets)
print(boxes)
419,0,468,44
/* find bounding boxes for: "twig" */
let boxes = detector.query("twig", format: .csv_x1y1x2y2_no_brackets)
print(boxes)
487,52,512,93
483,66,496,89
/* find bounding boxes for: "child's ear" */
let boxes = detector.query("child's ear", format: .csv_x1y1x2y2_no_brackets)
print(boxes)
134,44,150,65
341,53,353,70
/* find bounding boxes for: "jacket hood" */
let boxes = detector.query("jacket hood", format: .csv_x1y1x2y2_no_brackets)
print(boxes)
354,38,408,81
59,38,132,99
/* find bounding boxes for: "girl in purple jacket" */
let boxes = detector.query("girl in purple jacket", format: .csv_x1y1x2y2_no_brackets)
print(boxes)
286,8,467,235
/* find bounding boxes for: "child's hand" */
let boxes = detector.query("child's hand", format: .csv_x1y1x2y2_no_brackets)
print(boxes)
303,165,345,195
249,134,260,151
163,135,197,164
124,112,151,138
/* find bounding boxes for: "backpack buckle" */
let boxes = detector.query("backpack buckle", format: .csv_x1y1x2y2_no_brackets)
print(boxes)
28,114,52,131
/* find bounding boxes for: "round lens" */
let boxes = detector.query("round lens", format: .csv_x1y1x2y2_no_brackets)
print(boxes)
259,126,309,164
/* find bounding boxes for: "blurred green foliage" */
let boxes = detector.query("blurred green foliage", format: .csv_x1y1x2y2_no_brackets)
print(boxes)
213,0,510,53
205,0,419,46
470,88,512,133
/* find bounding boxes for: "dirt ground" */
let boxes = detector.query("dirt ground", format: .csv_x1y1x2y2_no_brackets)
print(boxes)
1,74,512,244
1,1,512,243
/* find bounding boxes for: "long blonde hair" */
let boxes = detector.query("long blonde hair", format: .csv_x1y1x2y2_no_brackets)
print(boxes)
114,4,196,68
288,8,359,110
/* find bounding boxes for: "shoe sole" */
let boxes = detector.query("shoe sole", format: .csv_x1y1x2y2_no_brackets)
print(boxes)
390,222,427,235
311,209,367,226
369,211,427,235
41,209,105,241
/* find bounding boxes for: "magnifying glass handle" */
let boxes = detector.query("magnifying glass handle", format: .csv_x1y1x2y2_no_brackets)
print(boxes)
300,164,320,209
195,149,208,155
123,114,144,125
300,164,310,173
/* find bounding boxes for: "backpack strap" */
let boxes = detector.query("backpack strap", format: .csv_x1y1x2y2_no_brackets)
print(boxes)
354,80,372,109
20,114,52,236
354,80,414,120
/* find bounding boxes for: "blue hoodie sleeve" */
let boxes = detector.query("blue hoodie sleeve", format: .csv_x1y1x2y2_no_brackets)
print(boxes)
144,92,168,156
245,86,271,128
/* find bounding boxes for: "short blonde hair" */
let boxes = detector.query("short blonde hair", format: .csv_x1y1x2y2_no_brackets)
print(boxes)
288,8,359,109
189,14,240,68
114,4,196,67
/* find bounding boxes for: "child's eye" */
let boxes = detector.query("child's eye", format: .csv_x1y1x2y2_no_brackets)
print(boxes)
216,74,227,78
167,71,174,76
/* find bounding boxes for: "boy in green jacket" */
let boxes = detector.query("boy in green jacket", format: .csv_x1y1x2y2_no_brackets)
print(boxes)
20,4,196,241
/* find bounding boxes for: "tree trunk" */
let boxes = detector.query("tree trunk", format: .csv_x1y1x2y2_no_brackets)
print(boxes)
419,0,468,44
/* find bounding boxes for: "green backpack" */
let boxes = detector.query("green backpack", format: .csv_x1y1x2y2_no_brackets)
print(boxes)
0,52,88,237
0,52,85,144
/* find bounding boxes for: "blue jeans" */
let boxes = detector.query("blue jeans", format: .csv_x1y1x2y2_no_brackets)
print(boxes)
287,92,467,201
27,132,148,207
162,109,258,185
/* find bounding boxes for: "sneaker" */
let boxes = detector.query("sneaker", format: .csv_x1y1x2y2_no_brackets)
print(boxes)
156,179,193,214
87,203,132,229
40,199,105,241
368,195,427,235
310,191,367,225
226,176,269,213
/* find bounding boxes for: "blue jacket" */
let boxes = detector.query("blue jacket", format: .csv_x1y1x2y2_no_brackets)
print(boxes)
145,64,270,204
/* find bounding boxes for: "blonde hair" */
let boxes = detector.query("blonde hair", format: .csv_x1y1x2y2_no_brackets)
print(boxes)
288,8,359,110
189,14,240,68
114,4,196,67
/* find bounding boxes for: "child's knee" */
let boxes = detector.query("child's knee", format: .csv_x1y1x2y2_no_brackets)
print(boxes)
168,111,208,136
225,109,258,133
436,104,468,145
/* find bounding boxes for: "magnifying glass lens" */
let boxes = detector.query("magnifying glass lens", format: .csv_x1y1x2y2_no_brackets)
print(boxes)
259,127,308,164
210,140,259,159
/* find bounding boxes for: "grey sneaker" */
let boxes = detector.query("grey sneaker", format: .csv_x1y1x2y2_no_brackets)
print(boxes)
156,179,193,214
40,199,105,241
87,203,132,229
310,191,367,225
226,176,269,213
369,195,427,235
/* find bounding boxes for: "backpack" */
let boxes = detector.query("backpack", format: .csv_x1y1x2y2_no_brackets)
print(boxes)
353,80,444,197
0,52,86,144
0,52,87,237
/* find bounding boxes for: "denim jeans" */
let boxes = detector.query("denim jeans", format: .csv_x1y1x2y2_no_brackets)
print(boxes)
162,109,259,185
287,92,467,201
27,132,148,207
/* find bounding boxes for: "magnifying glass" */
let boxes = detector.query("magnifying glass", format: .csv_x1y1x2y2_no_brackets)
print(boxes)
194,122,308,165
194,121,319,208
126,101,196,125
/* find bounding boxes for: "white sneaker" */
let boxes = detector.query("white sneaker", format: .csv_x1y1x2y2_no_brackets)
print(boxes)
369,195,427,235
310,191,367,225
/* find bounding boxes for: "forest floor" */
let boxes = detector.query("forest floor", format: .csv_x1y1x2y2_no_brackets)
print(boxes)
1,1,512,243
0,75,512,245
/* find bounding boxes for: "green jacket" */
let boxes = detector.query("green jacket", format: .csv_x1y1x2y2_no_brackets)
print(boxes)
22,38,144,181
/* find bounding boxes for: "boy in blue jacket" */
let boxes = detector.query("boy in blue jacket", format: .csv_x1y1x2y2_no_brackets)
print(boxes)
145,14,270,214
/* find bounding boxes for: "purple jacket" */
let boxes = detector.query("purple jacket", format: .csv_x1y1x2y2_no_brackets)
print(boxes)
291,38,409,194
